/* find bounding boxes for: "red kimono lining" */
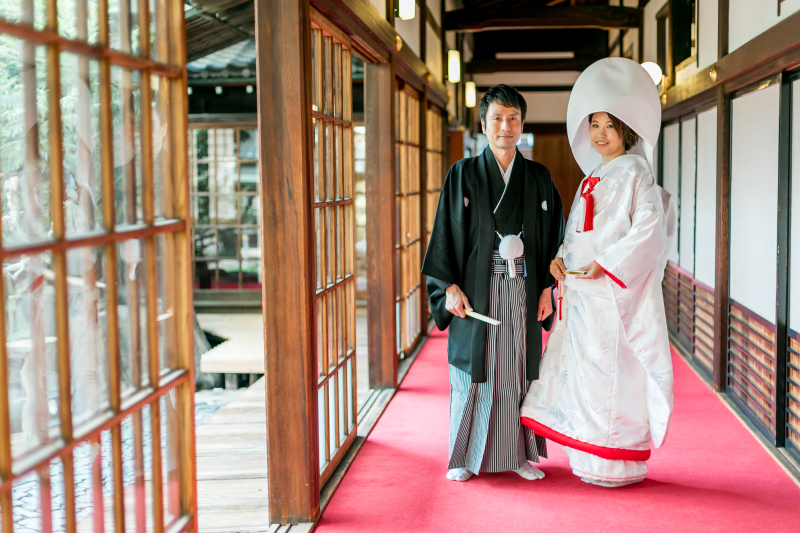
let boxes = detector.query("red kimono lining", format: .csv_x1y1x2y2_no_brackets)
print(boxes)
521,417,651,461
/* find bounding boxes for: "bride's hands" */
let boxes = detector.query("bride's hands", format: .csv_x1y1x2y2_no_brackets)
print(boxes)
576,261,605,280
550,257,566,281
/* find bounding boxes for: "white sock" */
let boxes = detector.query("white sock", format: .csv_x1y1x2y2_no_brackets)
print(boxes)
514,462,545,480
581,477,642,488
446,468,474,482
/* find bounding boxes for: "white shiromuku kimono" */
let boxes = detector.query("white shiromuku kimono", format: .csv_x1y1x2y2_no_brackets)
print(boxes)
521,154,676,483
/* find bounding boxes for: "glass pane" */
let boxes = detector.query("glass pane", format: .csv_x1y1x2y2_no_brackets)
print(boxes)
5,253,60,460
120,405,155,533
194,228,215,259
314,120,322,202
239,129,257,159
161,393,181,527
193,130,210,160
326,207,334,286
240,162,258,193
328,375,337,452
240,229,260,289
240,195,258,225
194,195,213,226
109,0,141,56
317,299,325,377
62,54,104,238
59,0,100,43
347,357,355,430
67,246,110,429
215,161,237,194
325,122,334,201
214,129,236,162
0,39,52,249
72,440,107,530
117,239,150,396
318,385,326,467
315,209,324,291
194,261,215,290
335,124,342,199
112,67,144,226
157,234,177,371
152,75,170,220
11,471,42,531
194,163,210,192
218,228,238,259
338,365,346,443
216,195,237,225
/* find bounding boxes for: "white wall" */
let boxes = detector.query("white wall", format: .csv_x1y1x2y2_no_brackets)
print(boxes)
680,118,697,273
697,0,718,70
426,23,442,83
790,79,800,332
472,72,581,87
428,0,441,26
520,92,571,123
695,107,717,288
663,123,680,264
643,0,667,65
730,84,780,324
729,0,800,53
395,15,421,58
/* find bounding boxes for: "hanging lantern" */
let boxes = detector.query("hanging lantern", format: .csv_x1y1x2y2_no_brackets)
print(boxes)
398,0,415,20
465,81,476,108
448,50,461,84
641,62,663,85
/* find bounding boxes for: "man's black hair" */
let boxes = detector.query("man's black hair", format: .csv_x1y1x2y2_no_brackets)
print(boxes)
479,84,527,124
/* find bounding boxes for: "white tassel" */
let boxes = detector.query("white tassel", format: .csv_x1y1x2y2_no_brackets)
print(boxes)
498,232,524,278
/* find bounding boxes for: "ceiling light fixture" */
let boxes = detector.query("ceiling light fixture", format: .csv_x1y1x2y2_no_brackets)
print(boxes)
448,50,461,84
641,62,663,85
465,81,476,108
398,0,415,20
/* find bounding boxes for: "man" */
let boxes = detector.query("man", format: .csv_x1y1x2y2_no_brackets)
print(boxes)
422,85,565,482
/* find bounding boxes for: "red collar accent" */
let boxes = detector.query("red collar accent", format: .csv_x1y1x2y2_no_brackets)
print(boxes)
579,176,601,232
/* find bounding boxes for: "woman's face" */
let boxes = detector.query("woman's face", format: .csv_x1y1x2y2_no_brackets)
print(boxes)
589,112,624,157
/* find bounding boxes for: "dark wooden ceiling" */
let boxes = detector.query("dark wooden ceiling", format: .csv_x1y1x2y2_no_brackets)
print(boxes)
185,0,255,63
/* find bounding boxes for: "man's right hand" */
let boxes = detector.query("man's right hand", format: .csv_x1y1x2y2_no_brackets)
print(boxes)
550,257,566,281
445,284,473,319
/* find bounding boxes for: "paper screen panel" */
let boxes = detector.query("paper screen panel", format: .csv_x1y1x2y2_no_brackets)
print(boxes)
679,117,697,273
694,107,718,289
662,123,680,264
730,84,780,325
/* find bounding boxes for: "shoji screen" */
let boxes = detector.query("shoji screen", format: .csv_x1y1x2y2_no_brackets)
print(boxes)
662,124,681,264
679,118,697,273
695,108,718,288
728,82,780,437
730,84,780,324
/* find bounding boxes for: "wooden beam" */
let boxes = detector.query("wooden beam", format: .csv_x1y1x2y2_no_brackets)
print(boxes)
443,5,643,32
365,61,398,390
712,84,730,393
466,56,597,73
255,0,320,523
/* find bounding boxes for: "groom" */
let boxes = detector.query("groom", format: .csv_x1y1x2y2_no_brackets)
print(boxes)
421,84,565,482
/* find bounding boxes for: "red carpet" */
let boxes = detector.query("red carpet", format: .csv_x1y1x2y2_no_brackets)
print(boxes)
317,329,800,532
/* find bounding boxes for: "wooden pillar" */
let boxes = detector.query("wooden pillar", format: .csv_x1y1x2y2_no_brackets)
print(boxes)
712,0,730,392
254,0,319,524
775,73,793,447
366,61,398,389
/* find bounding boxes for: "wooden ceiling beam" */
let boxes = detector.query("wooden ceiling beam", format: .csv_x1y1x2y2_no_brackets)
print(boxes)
443,5,642,32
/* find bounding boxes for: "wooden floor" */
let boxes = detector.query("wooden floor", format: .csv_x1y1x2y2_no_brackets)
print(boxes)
196,378,269,533
195,307,371,532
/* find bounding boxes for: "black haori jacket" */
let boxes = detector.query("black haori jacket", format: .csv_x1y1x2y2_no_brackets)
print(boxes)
421,147,565,383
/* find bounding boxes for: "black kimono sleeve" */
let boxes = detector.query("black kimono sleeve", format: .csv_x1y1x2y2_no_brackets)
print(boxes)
421,166,467,332
544,171,566,291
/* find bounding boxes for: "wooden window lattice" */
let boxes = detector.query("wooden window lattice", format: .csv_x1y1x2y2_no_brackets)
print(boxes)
310,15,358,487
0,0,193,532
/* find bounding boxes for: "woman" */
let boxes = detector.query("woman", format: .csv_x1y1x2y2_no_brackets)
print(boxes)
520,58,677,487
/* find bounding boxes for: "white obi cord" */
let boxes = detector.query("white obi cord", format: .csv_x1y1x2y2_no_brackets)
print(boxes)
497,231,524,278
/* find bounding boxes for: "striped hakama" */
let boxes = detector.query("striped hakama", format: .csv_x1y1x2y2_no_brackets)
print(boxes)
448,251,547,474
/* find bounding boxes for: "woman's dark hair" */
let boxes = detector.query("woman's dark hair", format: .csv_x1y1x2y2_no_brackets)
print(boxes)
480,84,527,123
588,112,640,151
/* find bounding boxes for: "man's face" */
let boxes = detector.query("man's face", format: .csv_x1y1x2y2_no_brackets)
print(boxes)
481,102,522,150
